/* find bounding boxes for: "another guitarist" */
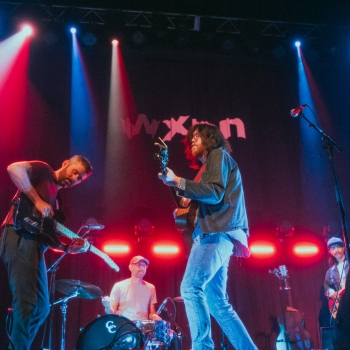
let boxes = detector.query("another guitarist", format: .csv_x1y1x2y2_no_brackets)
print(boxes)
324,236,348,322
158,124,257,350
0,156,92,350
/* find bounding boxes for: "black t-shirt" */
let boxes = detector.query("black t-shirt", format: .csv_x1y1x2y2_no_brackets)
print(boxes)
28,161,59,208
2,161,59,226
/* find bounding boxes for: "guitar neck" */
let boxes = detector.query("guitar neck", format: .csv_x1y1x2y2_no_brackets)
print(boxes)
286,289,293,309
169,186,191,208
56,222,120,272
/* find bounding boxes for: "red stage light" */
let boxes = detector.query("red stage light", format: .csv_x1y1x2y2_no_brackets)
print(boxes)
112,39,119,45
152,242,180,257
250,240,276,258
292,242,319,258
103,241,131,256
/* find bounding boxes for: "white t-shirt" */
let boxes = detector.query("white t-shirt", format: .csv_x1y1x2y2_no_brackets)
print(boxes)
110,278,157,321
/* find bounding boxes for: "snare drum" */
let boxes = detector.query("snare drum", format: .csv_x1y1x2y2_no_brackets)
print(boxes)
76,315,143,350
135,319,173,347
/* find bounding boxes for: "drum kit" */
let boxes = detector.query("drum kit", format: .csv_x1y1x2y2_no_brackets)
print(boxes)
53,279,187,350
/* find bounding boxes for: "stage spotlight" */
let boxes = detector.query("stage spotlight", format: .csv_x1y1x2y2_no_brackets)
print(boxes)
134,207,154,241
83,33,97,46
112,39,118,45
70,27,77,34
21,24,33,36
295,41,301,47
272,44,286,59
131,29,147,46
322,220,341,242
276,220,294,241
42,31,59,46
220,35,236,52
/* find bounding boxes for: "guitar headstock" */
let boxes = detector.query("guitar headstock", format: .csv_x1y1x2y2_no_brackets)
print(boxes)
269,265,291,290
279,265,288,278
154,137,168,175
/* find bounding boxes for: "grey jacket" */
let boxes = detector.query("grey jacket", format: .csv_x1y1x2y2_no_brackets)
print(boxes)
177,148,249,235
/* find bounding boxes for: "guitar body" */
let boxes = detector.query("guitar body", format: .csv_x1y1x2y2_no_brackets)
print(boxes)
13,192,66,248
276,310,313,350
170,188,198,231
13,192,119,272
328,288,346,318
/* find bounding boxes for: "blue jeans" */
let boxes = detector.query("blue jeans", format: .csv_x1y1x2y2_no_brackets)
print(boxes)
180,233,257,350
0,226,50,349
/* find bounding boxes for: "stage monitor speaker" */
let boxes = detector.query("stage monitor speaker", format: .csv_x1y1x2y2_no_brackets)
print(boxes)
320,326,333,350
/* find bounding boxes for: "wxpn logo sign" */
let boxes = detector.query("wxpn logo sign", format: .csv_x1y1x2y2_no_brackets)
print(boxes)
121,115,246,140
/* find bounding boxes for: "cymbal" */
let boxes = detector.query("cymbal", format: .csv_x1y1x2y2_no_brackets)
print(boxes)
173,296,184,302
56,279,103,299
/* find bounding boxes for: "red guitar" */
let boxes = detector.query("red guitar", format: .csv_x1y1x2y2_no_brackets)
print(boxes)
328,288,346,319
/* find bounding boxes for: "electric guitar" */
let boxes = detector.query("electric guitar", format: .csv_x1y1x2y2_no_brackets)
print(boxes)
13,192,119,272
154,137,198,232
328,288,346,319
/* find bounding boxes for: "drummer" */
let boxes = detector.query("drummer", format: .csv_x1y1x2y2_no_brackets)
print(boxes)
102,255,162,321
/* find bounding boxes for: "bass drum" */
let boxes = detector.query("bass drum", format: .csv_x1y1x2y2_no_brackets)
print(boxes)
76,315,143,350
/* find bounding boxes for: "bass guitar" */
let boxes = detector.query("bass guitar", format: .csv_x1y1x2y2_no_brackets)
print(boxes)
271,265,313,350
13,192,119,272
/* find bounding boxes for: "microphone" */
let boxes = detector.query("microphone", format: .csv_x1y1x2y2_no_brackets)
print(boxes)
83,224,105,230
290,104,307,117
156,297,169,315
83,217,104,231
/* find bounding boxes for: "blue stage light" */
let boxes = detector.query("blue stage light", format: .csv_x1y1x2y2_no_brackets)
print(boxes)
70,27,77,34
295,41,301,47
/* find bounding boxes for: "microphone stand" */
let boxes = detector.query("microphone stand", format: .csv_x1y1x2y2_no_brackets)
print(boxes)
166,298,191,349
41,227,90,350
298,111,349,256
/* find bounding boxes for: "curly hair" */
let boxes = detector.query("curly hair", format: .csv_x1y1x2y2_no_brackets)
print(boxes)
183,123,232,168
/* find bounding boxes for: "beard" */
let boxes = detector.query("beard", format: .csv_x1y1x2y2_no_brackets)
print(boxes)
56,167,71,187
191,143,207,159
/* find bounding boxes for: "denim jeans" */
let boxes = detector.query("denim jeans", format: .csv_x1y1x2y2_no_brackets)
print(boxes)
180,233,257,350
0,226,50,350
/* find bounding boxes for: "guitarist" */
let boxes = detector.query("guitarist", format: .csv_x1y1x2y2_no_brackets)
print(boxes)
0,156,92,350
158,124,257,350
324,236,348,323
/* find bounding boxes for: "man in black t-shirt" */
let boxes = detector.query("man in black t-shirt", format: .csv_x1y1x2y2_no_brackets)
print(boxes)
0,155,92,350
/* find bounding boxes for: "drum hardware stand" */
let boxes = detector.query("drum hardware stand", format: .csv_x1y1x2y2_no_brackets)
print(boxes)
174,322,184,350
51,292,78,350
40,227,91,350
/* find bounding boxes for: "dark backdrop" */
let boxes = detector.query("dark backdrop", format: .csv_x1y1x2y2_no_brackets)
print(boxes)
0,40,350,350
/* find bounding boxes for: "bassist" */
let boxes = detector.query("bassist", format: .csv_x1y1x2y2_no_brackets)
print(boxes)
0,156,92,350
158,123,256,350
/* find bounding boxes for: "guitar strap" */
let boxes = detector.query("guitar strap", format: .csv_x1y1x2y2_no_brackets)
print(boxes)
179,162,207,207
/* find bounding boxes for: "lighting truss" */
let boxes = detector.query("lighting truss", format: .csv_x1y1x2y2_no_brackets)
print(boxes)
1,1,350,41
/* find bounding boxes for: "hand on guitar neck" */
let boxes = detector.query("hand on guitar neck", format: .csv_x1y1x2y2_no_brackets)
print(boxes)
158,167,181,188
